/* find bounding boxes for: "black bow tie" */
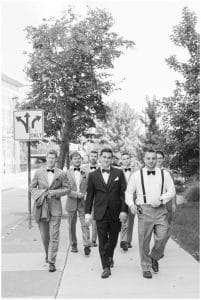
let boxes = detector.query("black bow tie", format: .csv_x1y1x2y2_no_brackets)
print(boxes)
102,169,110,174
47,169,54,173
90,166,96,170
74,168,80,172
125,168,131,172
147,170,156,175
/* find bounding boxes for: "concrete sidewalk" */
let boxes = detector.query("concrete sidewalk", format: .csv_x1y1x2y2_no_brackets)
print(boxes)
58,219,199,299
1,216,70,298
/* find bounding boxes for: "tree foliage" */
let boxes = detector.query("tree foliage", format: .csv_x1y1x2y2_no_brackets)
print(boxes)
20,7,134,168
160,7,200,176
85,101,142,161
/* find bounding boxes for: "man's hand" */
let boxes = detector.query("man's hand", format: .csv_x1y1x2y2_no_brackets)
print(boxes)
172,203,177,212
47,190,56,198
151,198,162,208
77,192,84,199
130,204,138,215
119,212,127,223
85,214,92,225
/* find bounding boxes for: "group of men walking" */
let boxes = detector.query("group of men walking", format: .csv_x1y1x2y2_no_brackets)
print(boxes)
30,147,176,279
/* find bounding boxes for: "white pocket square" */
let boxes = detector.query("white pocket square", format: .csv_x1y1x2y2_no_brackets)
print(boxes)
114,177,119,181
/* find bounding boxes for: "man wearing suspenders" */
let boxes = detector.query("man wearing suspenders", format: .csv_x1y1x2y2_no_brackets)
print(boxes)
125,149,176,279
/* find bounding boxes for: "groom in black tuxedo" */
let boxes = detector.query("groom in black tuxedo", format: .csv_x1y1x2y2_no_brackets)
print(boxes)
85,148,128,278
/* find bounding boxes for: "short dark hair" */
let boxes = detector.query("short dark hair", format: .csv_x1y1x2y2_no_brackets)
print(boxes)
89,150,98,156
46,149,58,158
144,148,156,157
70,151,81,160
156,150,165,158
100,148,113,156
121,151,130,158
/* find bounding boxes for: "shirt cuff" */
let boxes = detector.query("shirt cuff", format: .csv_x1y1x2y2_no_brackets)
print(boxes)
85,214,91,219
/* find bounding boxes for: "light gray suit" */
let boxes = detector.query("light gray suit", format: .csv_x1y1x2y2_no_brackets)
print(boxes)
120,167,136,245
30,167,70,263
81,164,99,244
66,167,90,248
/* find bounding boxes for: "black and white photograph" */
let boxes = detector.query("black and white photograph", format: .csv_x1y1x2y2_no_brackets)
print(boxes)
1,0,200,298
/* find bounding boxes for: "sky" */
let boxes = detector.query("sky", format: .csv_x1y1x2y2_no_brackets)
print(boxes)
1,0,200,113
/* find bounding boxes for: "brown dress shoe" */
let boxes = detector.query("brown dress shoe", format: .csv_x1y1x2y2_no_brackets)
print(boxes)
84,246,91,256
49,263,56,272
101,268,111,278
120,241,128,251
71,247,78,253
143,271,152,278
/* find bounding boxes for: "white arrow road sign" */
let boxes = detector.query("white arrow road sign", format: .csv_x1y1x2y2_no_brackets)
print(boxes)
14,110,44,140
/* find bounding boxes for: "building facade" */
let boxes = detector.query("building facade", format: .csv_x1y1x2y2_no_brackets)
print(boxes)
1,73,24,174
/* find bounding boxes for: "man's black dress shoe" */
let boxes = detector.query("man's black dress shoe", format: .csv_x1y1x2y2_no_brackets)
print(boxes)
109,257,114,268
127,243,132,248
143,271,152,278
101,268,111,278
92,241,98,247
120,241,128,251
71,247,78,253
49,263,56,272
151,258,159,272
84,246,91,256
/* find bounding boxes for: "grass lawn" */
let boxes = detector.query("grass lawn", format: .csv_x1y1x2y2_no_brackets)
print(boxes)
171,202,200,261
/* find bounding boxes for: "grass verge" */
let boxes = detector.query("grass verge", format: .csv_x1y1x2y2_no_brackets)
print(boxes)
171,202,200,261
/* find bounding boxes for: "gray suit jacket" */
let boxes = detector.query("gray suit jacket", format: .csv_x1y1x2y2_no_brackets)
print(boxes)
65,167,88,212
30,167,71,217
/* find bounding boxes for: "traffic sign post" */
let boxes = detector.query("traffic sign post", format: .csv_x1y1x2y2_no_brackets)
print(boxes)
14,110,44,229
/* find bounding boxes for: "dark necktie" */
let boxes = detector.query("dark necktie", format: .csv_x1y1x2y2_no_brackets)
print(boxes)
74,167,80,172
125,168,131,172
147,170,155,175
90,166,96,170
47,169,54,173
102,169,110,174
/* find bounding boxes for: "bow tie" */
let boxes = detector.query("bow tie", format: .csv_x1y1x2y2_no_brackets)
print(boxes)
47,169,54,173
74,168,80,172
125,168,131,172
90,166,96,170
147,170,156,175
102,169,110,174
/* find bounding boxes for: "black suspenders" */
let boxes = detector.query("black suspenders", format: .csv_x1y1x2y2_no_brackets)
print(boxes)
140,169,147,203
140,168,164,203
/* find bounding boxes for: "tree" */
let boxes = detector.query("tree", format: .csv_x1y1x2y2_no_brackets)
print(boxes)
85,101,142,162
160,7,200,176
140,96,165,151
20,7,134,168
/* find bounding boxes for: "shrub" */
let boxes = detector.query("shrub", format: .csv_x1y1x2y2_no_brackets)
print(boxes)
184,181,200,202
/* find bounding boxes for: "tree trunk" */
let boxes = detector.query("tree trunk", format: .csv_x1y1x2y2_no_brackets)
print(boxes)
57,106,72,169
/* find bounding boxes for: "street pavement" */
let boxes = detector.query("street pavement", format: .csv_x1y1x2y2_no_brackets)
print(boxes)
1,171,200,298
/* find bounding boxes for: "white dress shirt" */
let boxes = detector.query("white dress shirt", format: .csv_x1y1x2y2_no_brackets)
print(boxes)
125,167,176,207
47,170,54,187
74,169,81,192
123,169,131,183
101,168,110,184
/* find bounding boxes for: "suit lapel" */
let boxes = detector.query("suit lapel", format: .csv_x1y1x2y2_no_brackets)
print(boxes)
43,168,49,187
107,167,117,190
49,167,60,188
97,168,107,190
69,168,77,186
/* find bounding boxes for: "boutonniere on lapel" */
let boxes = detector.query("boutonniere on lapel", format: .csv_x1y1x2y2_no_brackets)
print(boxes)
81,170,87,179
114,176,119,182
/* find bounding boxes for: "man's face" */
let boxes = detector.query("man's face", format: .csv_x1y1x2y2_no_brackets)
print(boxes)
89,153,98,165
143,152,157,170
46,154,57,169
71,155,82,167
100,152,113,169
121,154,131,168
156,154,164,168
